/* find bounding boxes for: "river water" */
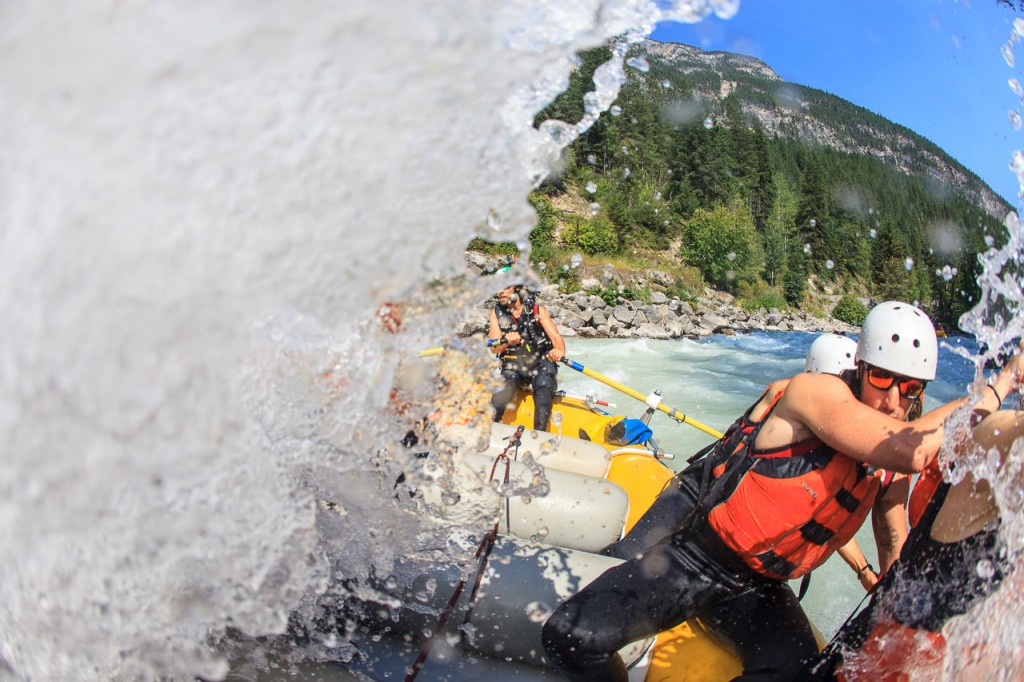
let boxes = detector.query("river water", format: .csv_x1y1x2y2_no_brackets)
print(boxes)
1,1,1022,680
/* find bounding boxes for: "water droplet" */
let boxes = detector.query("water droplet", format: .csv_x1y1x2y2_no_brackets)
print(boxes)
626,56,650,73
703,117,714,129
809,218,817,227
586,154,597,165
869,229,877,239
976,558,996,579
486,210,502,231
654,191,662,200
825,259,835,270
539,119,576,147
610,105,622,117
904,257,915,271
952,267,958,276
562,264,569,271
623,168,631,179
571,253,582,268
726,252,737,262
986,235,996,247
585,181,597,194
803,243,812,255
713,0,741,19
526,602,553,623
662,80,672,89
589,202,600,215
621,145,629,154
941,265,955,281
538,262,546,271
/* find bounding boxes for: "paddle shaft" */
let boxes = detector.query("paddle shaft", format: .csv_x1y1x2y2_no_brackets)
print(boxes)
561,358,724,439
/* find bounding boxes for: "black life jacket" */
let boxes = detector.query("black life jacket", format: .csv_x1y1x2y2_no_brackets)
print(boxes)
494,294,553,366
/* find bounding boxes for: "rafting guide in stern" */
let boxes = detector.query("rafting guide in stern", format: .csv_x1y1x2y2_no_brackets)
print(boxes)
488,274,567,432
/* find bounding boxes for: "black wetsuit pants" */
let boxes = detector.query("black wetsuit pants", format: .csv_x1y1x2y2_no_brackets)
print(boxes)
491,358,557,431
541,470,819,682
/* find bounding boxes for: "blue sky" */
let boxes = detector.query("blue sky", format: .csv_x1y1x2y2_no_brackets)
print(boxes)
651,0,1023,207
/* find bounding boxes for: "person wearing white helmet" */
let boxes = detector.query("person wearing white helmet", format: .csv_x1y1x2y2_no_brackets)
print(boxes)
693,331,906,678
543,302,1023,682
801,331,908,587
805,333,858,375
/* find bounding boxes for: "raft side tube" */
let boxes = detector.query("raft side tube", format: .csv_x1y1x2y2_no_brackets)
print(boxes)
355,535,653,672
443,421,614,478
419,452,629,553
465,536,654,670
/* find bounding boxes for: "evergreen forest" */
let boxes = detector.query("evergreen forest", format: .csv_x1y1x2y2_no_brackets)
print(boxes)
476,43,1012,330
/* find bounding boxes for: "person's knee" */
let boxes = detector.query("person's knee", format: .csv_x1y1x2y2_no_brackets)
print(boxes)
532,369,557,396
542,601,622,665
491,378,518,412
540,610,572,663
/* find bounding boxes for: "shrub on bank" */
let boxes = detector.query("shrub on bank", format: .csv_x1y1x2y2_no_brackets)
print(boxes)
832,295,869,326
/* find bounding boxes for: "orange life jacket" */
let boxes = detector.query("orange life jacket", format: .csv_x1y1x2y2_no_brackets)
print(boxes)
908,457,943,529
705,389,885,580
833,617,946,682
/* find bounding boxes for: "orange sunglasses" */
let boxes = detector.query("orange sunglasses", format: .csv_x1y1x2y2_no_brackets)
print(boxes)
866,366,927,399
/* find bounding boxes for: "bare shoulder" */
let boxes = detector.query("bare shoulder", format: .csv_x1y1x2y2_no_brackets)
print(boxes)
755,373,850,447
973,410,1024,455
778,372,856,413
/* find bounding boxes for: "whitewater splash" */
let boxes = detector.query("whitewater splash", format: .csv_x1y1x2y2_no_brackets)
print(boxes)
0,0,742,679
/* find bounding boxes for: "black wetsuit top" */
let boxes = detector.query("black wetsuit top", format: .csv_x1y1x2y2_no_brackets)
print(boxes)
875,482,1009,632
806,475,1012,680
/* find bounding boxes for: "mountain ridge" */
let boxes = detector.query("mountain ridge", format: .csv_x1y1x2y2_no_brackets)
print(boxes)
640,39,1011,219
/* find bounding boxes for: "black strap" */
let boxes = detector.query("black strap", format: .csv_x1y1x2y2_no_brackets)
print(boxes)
797,573,812,602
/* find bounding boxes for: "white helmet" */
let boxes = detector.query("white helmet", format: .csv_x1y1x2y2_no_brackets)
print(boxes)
805,334,857,375
855,301,938,381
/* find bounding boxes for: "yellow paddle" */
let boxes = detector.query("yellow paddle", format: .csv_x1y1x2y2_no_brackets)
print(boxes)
560,357,724,439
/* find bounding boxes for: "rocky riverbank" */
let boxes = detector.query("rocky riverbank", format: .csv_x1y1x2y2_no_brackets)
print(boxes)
458,252,859,340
